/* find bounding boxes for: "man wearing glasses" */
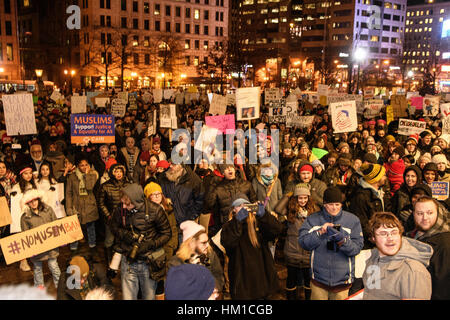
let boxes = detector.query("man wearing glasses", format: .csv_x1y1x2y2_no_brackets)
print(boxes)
362,212,433,300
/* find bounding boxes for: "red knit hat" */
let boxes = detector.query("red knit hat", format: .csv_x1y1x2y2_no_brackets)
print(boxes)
139,151,151,162
105,158,117,171
156,160,170,169
299,164,314,173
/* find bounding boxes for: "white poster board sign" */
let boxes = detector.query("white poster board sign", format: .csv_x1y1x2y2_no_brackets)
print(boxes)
3,94,37,136
71,95,87,114
236,87,260,121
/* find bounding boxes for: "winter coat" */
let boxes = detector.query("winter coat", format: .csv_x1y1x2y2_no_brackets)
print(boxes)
221,210,284,300
284,213,310,268
348,178,392,248
10,182,36,233
160,201,178,259
110,184,171,260
45,151,66,180
65,169,99,225
298,208,364,287
204,177,257,229
20,204,59,263
167,249,224,292
157,165,205,225
98,164,131,220
322,165,356,199
384,159,406,196
251,174,282,214
362,237,432,300
284,161,327,207
116,147,140,180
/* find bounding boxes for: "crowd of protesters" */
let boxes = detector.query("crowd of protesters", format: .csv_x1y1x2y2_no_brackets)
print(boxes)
0,86,448,301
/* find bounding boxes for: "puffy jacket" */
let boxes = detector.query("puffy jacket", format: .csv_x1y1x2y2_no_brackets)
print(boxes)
20,204,59,262
298,208,364,287
157,165,204,225
110,184,171,260
98,164,130,220
284,214,310,268
348,177,392,248
284,160,327,207
204,177,257,228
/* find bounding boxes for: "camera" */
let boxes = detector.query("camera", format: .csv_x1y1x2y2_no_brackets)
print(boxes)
327,224,341,251
243,203,259,213
129,234,145,260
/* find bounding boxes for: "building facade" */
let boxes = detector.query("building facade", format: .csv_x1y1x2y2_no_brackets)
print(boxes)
0,0,21,81
79,0,228,89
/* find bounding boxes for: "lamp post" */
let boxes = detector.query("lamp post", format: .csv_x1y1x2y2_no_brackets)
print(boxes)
69,70,76,94
64,69,68,94
407,70,414,91
353,47,367,94
35,69,43,94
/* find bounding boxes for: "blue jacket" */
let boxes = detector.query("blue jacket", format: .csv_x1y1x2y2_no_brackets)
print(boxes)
298,208,364,287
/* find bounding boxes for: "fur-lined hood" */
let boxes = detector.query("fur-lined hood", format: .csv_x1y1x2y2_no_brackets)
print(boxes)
20,189,47,212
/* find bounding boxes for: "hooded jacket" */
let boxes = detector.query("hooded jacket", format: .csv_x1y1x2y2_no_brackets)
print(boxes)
298,207,364,287
285,160,327,207
407,203,450,300
362,237,433,300
251,163,282,213
391,165,423,217
110,184,171,260
384,158,406,196
98,163,131,221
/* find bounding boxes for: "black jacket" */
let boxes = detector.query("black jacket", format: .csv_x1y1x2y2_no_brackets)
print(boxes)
98,164,130,220
110,184,171,260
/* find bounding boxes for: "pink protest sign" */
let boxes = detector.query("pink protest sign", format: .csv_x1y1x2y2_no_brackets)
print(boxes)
410,96,423,110
205,114,236,134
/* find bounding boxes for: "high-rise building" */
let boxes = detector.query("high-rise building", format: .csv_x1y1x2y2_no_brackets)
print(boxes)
0,0,21,80
78,0,228,89
404,0,450,89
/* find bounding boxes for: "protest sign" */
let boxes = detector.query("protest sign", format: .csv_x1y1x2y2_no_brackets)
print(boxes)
430,181,449,201
175,92,184,105
95,97,110,107
363,99,384,119
441,103,450,117
164,89,174,100
71,95,87,114
46,184,66,219
226,93,236,106
0,215,83,265
286,115,315,128
209,94,227,115
205,115,235,134
0,197,11,228
86,91,104,108
50,90,64,104
330,101,358,133
128,92,138,110
386,105,394,125
70,114,115,144
398,118,427,135
391,95,408,118
111,98,127,117
33,96,39,105
118,91,128,102
142,91,152,103
153,89,163,103
10,193,22,233
3,93,37,136
194,125,219,154
317,84,328,98
285,100,298,115
364,88,375,99
160,104,177,128
410,96,423,110
236,87,260,120
443,116,450,134
187,86,198,93
265,88,281,103
407,92,420,100
147,110,157,136
423,95,440,116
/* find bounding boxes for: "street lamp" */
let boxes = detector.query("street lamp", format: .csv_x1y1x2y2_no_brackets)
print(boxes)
353,47,367,93
69,69,76,93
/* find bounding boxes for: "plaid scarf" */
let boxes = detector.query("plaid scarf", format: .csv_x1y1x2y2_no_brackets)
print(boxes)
412,204,450,241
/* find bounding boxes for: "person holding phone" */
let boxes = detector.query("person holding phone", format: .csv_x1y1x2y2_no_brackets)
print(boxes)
298,186,364,300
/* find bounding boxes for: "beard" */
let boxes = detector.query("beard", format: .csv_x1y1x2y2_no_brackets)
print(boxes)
166,166,185,182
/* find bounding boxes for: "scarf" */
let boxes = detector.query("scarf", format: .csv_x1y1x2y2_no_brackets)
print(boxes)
413,204,450,240
75,168,89,196
261,174,274,186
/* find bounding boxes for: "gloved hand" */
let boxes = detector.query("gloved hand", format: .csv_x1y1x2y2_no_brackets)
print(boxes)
256,202,265,218
236,207,249,222
327,226,345,243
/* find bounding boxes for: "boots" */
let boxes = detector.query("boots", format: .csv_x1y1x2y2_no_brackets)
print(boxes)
155,293,165,300
285,287,297,300
296,287,305,300
104,246,113,265
20,259,31,272
304,287,311,300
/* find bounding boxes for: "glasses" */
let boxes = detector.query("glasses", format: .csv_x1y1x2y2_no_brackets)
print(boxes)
150,192,162,197
375,230,400,238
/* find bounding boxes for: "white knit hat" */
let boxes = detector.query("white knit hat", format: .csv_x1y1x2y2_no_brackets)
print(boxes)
180,220,205,243
432,154,448,167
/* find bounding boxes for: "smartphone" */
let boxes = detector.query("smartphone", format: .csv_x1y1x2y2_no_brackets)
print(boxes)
334,224,341,232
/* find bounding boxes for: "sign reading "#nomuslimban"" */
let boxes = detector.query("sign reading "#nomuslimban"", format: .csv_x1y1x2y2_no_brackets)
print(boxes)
70,114,115,144
0,215,83,265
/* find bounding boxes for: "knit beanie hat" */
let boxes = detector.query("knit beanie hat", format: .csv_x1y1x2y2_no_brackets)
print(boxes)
361,163,386,184
419,153,432,163
69,256,90,279
411,184,432,198
180,220,205,243
432,154,448,166
311,159,325,171
283,142,292,150
423,162,438,172
407,134,419,145
231,193,251,208
323,186,343,204
139,151,151,163
392,146,405,158
156,160,170,169
143,182,163,198
299,163,314,173
165,264,215,300
105,158,117,172
389,160,405,175
294,183,311,197
385,135,396,143
337,142,350,150
363,153,378,164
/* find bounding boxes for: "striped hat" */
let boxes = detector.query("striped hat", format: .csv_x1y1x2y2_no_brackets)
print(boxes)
361,163,386,184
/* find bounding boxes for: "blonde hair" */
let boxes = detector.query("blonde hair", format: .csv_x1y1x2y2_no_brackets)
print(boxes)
176,230,209,262
228,209,260,248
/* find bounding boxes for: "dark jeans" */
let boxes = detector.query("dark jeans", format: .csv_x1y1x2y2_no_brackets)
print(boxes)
286,266,311,289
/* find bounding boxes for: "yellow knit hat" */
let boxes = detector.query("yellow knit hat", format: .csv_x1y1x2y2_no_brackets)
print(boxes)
361,163,386,184
144,182,163,198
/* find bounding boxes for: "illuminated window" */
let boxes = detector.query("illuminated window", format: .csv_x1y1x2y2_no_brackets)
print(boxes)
261,9,268,14
193,56,199,66
185,39,190,49
272,8,279,13
370,35,379,42
425,27,428,31
243,0,253,4
270,18,279,23
280,6,287,11
429,18,433,23
429,28,432,32
441,9,445,14
440,17,444,22
281,17,287,22
437,51,440,56
194,9,199,19
407,12,410,17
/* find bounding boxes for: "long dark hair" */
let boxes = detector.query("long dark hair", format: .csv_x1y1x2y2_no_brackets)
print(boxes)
37,161,57,185
287,195,318,223
18,170,37,194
